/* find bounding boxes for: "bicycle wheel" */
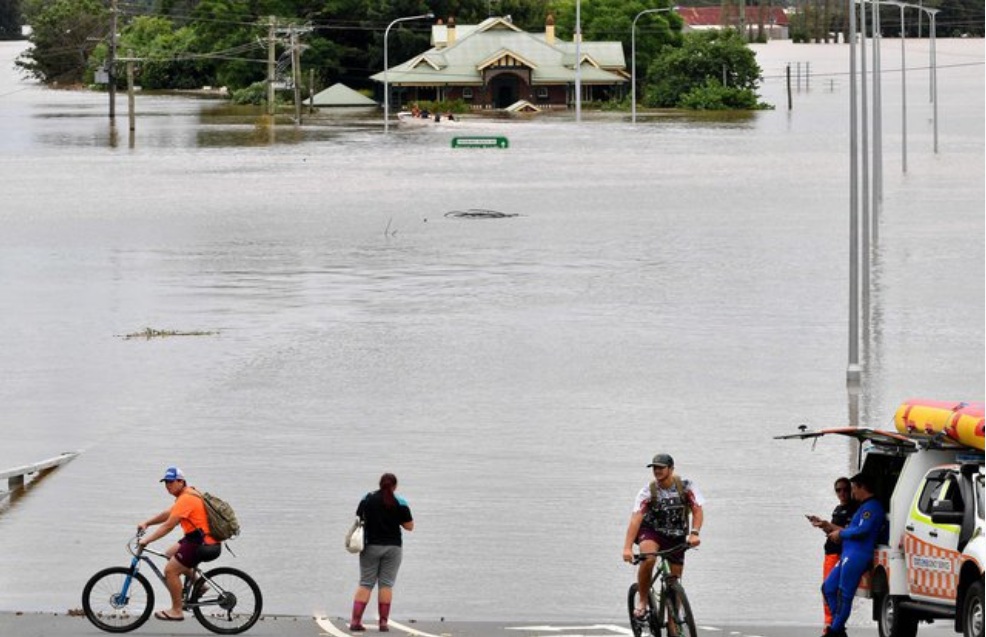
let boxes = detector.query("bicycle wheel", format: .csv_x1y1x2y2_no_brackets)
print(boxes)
627,583,662,637
627,584,644,637
82,567,155,633
191,566,263,634
661,581,697,637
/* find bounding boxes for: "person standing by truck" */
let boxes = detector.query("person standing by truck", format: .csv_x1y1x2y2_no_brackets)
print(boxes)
820,472,886,637
807,476,858,627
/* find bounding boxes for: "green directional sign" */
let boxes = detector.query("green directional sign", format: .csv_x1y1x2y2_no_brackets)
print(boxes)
451,136,509,149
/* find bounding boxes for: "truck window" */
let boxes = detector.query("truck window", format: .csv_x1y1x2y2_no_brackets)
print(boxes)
977,475,984,520
916,472,947,515
941,476,965,512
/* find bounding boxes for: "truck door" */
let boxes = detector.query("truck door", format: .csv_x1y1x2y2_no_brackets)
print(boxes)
904,468,962,603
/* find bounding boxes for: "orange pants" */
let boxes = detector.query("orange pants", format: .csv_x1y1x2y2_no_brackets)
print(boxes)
823,553,840,626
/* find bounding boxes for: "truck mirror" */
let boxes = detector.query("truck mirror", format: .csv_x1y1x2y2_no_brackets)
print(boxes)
929,500,963,525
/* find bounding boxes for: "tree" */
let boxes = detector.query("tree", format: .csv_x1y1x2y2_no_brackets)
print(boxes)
644,29,768,109
115,16,204,89
551,0,682,92
17,0,108,83
1,0,24,40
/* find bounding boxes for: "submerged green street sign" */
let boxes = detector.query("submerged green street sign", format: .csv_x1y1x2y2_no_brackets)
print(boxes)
451,136,509,149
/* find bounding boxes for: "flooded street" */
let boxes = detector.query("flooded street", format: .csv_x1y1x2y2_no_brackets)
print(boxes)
0,38,982,625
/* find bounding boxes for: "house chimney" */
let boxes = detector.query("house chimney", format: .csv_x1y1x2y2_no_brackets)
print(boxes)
545,14,555,45
447,16,456,46
432,18,446,49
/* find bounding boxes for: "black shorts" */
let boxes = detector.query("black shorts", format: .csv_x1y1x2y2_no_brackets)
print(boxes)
635,528,687,565
175,539,221,568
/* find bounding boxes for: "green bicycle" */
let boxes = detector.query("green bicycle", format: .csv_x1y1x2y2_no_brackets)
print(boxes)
628,545,697,637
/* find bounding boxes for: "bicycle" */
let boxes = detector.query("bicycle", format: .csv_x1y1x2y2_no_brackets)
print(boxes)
82,532,262,634
627,545,697,637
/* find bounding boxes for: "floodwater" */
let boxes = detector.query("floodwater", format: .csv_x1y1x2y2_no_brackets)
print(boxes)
0,38,983,625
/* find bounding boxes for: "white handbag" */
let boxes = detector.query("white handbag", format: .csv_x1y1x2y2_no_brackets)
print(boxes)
345,517,365,554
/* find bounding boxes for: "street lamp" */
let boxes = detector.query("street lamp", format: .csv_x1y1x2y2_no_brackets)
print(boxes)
575,0,581,122
925,7,939,153
883,0,908,173
384,12,434,134
632,7,675,124
847,0,861,385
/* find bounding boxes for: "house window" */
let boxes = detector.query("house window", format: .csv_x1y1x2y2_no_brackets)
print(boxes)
462,88,473,99
536,87,548,99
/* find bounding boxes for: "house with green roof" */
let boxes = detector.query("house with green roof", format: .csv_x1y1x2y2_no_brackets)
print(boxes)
370,15,628,111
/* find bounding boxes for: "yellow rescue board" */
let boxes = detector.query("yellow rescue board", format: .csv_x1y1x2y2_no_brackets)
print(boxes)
894,399,985,451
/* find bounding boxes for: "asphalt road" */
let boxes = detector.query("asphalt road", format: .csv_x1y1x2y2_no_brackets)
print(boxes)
0,612,919,637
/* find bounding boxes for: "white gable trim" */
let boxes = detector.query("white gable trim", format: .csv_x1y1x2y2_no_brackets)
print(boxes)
477,48,539,71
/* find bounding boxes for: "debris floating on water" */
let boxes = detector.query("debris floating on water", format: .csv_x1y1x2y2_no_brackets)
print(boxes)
444,209,519,219
120,328,219,340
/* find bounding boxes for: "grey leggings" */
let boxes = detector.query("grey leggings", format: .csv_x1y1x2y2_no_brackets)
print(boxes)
359,545,403,588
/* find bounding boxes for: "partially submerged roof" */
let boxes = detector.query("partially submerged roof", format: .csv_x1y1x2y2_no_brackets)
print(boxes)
312,83,377,107
505,99,541,113
371,16,626,86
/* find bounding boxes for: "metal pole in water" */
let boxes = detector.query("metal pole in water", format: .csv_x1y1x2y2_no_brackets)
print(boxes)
847,0,861,385
575,0,582,123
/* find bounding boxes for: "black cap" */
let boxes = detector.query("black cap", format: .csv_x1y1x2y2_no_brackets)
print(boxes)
647,453,674,468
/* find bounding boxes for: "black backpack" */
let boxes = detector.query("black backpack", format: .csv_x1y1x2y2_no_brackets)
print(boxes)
647,476,691,530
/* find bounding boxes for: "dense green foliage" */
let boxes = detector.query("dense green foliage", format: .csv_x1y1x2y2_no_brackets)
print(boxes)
678,78,771,110
17,0,107,82
552,0,681,83
789,0,982,42
644,30,767,110
1,0,23,40
15,0,774,111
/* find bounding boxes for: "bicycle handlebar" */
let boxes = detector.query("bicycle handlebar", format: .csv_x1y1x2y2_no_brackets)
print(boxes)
630,544,693,565
127,530,151,557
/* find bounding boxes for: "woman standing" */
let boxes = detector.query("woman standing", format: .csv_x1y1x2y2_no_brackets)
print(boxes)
349,473,414,632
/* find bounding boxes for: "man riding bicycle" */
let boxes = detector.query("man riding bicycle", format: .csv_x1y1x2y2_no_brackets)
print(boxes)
137,466,221,622
622,453,704,618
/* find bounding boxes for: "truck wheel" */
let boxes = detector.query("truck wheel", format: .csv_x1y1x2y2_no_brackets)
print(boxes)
877,593,918,637
964,580,984,637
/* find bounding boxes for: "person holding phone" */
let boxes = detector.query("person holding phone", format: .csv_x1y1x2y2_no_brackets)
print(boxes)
806,476,857,628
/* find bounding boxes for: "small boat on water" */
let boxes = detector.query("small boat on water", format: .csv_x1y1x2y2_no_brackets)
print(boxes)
396,110,459,125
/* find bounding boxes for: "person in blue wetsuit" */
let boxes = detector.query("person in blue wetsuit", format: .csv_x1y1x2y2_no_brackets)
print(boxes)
821,472,886,637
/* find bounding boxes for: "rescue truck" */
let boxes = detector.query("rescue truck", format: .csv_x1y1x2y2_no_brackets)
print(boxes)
779,399,984,637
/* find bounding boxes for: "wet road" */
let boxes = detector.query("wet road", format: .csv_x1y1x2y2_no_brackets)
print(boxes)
1,612,927,637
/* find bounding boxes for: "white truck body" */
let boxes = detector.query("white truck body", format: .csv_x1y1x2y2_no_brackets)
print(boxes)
779,427,984,637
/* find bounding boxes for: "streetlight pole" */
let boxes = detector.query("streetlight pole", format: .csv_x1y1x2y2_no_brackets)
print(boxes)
927,8,938,153
887,0,908,173
858,0,871,358
384,12,434,134
847,0,861,385
575,0,581,122
632,7,675,124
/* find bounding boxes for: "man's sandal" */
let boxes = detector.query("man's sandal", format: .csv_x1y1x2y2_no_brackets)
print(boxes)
154,610,184,621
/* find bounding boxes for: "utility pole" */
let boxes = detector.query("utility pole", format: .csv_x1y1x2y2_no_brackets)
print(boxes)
127,50,135,134
108,0,118,120
309,68,315,114
267,16,276,116
291,29,301,123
